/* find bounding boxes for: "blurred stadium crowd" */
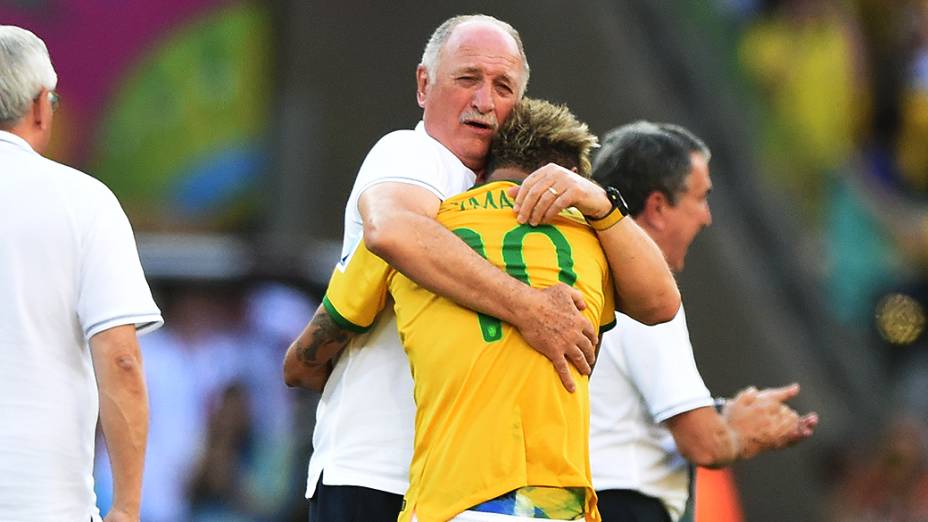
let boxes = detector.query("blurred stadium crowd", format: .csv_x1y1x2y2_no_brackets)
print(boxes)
95,281,315,522
716,0,928,519
92,281,319,521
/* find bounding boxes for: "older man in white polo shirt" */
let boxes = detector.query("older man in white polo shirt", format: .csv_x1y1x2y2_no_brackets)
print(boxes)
0,25,162,522
284,14,681,522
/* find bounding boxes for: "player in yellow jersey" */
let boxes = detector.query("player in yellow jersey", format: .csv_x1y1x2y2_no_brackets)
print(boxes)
288,98,634,522
323,98,613,522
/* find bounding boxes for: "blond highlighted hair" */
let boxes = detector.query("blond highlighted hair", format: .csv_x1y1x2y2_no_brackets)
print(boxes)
487,97,599,178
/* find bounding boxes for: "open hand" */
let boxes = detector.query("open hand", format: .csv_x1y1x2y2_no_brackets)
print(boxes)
724,383,818,458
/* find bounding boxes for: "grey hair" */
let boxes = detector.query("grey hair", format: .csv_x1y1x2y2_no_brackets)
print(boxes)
420,14,530,97
0,26,57,128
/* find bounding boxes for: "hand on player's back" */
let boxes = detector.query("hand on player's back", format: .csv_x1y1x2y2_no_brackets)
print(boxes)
513,283,598,393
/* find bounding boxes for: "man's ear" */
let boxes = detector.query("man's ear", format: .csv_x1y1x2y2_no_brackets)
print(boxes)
640,190,668,230
416,65,429,108
33,88,52,131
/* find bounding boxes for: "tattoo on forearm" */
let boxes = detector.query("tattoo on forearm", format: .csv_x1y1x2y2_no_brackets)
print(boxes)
297,311,352,365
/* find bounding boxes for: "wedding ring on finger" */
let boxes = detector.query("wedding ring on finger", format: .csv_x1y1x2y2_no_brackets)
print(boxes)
547,186,559,196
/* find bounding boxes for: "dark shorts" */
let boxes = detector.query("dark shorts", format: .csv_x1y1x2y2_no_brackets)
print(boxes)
308,477,404,522
596,489,672,522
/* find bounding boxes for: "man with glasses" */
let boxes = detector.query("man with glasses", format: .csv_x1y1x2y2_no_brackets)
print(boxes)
0,25,162,522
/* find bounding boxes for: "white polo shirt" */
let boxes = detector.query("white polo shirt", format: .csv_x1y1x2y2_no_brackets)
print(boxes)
589,305,713,521
306,122,476,497
0,131,163,521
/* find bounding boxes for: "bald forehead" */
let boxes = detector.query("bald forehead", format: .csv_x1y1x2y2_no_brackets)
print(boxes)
447,23,522,63
438,21,525,87
444,21,520,53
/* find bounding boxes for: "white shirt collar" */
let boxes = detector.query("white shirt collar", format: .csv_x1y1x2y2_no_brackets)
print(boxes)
414,121,477,178
0,130,37,154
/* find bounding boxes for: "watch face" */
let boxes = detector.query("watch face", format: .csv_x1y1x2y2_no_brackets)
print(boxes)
606,187,618,203
608,187,630,216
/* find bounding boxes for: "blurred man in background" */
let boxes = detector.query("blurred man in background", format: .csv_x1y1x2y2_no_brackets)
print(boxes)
588,121,818,522
0,25,162,522
285,14,678,522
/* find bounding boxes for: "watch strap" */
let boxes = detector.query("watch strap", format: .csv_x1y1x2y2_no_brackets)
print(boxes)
587,207,625,231
586,186,629,231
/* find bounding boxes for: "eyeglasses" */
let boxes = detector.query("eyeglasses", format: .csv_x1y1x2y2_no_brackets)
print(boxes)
34,90,60,113
48,91,60,113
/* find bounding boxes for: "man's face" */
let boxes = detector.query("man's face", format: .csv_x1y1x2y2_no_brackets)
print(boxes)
417,21,524,172
661,152,712,272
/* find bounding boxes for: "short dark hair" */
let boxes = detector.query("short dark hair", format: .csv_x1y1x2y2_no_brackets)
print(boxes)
487,97,598,177
592,121,710,216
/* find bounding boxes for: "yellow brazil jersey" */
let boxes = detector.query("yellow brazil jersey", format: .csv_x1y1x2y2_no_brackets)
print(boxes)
323,181,616,522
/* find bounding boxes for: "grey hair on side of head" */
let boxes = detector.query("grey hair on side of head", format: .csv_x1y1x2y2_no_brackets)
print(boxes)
419,14,530,97
0,25,57,128
592,120,710,217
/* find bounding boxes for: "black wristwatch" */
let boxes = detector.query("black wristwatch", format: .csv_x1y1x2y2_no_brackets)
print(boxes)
586,186,630,231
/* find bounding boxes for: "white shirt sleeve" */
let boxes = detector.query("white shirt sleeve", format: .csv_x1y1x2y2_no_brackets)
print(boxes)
77,187,163,340
354,130,449,200
615,306,713,423
340,126,475,260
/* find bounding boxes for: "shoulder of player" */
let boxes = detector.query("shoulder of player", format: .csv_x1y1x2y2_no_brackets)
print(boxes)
440,181,518,211
558,207,588,226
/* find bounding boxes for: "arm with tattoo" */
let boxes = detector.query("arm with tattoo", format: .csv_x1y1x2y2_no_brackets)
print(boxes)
283,303,357,391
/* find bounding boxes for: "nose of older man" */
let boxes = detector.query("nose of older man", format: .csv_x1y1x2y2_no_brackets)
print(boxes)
472,82,495,114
